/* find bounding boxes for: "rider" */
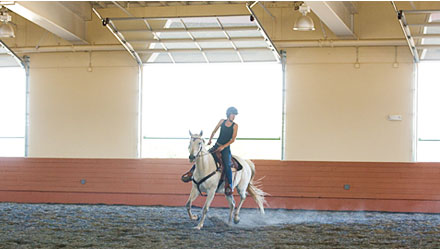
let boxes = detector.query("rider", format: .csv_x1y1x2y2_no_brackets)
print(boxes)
181,107,239,196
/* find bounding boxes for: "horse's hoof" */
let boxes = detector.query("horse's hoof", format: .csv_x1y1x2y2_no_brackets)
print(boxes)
191,215,199,221
234,217,240,224
194,225,202,230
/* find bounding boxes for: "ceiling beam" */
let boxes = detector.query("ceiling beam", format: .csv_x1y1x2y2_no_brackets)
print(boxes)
408,22,440,27
6,1,89,44
342,2,358,14
413,34,440,38
116,1,128,8
305,1,357,38
118,26,259,33
59,2,92,21
95,2,107,9
126,37,264,43
258,2,275,19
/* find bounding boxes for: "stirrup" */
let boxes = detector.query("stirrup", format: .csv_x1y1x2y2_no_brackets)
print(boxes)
181,172,193,183
225,186,233,196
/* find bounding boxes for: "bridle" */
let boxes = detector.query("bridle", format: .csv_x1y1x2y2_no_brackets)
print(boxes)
193,139,204,159
189,137,209,162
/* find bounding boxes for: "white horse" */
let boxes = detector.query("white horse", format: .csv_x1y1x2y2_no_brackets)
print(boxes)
186,130,266,230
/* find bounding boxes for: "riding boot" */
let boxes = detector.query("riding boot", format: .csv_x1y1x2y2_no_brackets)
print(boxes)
181,165,195,183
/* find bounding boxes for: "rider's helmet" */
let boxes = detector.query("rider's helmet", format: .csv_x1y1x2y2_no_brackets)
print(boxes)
226,107,238,117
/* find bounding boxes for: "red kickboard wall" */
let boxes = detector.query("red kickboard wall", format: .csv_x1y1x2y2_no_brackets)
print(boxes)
1,157,440,213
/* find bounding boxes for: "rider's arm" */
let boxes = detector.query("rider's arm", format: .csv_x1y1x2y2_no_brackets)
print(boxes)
218,124,238,149
208,119,224,145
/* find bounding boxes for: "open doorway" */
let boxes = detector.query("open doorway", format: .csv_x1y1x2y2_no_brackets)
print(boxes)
417,62,440,161
0,67,26,156
142,62,282,159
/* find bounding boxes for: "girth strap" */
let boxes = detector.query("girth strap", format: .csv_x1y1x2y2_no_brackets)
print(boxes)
192,170,219,197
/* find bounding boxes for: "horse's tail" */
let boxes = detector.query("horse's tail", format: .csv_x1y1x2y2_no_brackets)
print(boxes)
245,159,267,214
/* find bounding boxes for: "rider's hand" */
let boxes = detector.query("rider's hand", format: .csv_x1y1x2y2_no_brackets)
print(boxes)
217,145,225,152
207,139,212,145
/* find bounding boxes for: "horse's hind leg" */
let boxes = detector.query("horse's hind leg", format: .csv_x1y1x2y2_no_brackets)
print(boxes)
234,188,246,224
195,189,216,230
186,187,199,221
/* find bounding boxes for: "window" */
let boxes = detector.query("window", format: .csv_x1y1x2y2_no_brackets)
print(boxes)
0,67,26,157
142,62,282,159
417,62,440,161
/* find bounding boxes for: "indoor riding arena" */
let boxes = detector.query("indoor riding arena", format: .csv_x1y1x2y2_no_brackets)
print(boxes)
2,1,440,249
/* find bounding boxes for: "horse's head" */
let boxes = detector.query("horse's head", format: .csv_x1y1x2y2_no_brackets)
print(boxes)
188,130,205,163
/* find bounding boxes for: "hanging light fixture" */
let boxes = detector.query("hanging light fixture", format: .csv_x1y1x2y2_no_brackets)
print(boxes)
0,7,15,38
293,3,315,31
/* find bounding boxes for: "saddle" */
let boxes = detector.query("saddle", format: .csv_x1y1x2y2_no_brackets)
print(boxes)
212,151,243,172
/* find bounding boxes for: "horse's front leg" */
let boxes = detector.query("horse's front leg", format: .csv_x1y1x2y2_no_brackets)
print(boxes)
195,189,216,230
186,186,200,221
226,194,236,224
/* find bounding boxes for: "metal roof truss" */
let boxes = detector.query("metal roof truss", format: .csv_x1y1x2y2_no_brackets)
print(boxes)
100,14,281,64
396,8,440,62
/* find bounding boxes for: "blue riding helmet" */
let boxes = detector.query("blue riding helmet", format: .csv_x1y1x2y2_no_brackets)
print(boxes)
226,107,238,117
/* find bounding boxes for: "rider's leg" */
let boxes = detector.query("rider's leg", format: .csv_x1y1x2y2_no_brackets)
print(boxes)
221,146,233,195
181,164,195,183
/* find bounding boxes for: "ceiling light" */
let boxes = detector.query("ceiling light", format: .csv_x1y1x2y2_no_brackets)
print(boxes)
0,22,14,38
0,7,14,38
293,3,315,31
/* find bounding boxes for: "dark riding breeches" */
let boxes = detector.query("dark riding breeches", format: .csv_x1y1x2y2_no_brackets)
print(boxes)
220,146,232,187
211,143,232,187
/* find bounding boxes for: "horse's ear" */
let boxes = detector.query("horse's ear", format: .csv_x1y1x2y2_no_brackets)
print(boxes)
200,130,203,136
189,130,193,137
